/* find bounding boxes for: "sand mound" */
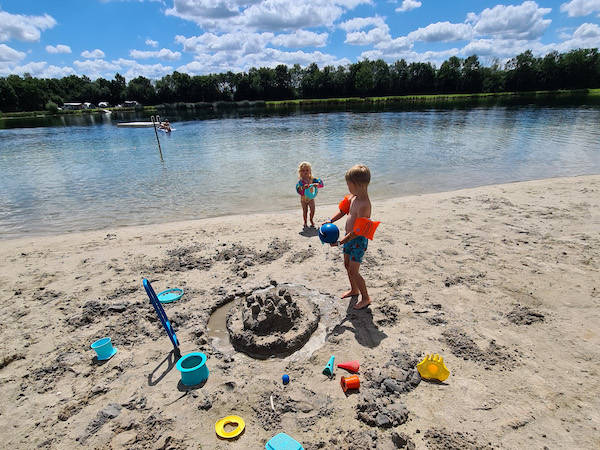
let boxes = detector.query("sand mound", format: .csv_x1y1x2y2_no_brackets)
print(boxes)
226,284,320,358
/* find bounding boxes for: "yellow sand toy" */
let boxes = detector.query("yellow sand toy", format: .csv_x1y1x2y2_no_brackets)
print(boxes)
215,415,245,439
416,354,450,382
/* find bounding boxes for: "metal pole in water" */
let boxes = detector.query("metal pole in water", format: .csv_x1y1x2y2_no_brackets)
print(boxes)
151,115,164,161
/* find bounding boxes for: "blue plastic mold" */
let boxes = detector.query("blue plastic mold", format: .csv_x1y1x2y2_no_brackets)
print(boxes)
176,352,209,386
157,288,184,304
91,337,117,360
265,433,304,450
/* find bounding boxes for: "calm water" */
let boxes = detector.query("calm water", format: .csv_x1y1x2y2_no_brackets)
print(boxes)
1,106,599,238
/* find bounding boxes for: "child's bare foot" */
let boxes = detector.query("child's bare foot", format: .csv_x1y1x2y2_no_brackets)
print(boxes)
341,290,359,299
310,222,315,227
303,223,308,228
353,296,371,310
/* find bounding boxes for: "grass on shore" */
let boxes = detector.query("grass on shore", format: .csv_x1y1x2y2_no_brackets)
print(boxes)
1,88,598,119
266,88,598,106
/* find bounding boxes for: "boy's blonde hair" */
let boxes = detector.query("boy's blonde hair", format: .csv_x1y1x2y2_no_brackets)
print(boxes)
345,164,370,186
298,161,312,178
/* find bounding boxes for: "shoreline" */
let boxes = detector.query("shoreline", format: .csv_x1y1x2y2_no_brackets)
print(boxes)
1,174,599,449
3,173,599,243
1,88,599,123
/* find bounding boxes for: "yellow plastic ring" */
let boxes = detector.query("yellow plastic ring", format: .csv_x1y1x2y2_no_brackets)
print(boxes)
215,415,245,439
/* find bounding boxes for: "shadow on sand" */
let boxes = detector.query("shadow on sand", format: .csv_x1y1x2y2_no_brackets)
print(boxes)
299,225,319,237
329,296,387,348
148,349,180,387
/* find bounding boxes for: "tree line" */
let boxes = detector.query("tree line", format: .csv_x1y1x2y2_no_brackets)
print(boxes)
0,48,598,113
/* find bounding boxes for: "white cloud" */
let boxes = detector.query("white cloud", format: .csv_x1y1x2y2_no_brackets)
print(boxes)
374,36,412,52
339,16,387,32
560,0,600,17
572,21,600,38
0,60,75,78
81,49,106,59
176,32,274,54
0,43,26,63
114,58,174,80
346,27,391,45
361,47,459,66
0,11,56,42
145,39,159,47
408,22,473,42
339,16,390,46
46,44,72,54
130,48,182,61
178,47,350,74
396,0,422,13
467,1,552,40
73,58,172,79
74,58,120,75
459,23,600,60
243,1,342,31
166,0,370,31
460,38,533,57
541,22,600,52
270,30,328,48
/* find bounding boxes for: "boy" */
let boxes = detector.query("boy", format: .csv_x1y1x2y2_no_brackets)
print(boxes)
327,164,372,309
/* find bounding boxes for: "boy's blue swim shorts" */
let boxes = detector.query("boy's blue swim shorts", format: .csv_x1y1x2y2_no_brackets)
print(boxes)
343,236,368,263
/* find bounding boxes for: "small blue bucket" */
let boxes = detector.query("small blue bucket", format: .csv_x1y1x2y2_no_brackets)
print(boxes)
91,337,117,361
176,352,209,386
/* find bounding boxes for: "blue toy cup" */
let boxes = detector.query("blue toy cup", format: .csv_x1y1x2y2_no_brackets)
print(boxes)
318,223,339,244
304,185,318,199
176,352,209,386
91,337,117,361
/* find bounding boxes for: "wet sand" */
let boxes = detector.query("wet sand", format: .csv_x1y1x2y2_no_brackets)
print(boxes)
1,175,599,449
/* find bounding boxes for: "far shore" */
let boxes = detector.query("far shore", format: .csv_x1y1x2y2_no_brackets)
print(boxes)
1,88,599,122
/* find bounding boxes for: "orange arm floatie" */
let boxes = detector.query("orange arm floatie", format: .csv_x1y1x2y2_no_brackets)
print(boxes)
353,217,380,240
339,195,351,215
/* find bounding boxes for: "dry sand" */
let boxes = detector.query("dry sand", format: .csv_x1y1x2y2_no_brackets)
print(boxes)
1,175,599,449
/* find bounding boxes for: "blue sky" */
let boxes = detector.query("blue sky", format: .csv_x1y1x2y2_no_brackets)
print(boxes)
1,0,599,80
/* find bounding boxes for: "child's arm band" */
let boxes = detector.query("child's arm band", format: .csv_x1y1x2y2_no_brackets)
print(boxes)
339,195,351,214
353,217,381,240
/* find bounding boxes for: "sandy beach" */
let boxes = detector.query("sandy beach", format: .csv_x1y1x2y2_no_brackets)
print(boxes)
1,175,599,449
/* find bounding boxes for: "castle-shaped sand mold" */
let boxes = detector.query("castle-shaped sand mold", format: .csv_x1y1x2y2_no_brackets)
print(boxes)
226,284,320,358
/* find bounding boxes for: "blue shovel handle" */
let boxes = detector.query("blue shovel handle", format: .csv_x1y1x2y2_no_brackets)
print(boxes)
143,279,180,351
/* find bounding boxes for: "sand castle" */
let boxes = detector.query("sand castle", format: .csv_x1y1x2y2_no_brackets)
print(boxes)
226,284,320,358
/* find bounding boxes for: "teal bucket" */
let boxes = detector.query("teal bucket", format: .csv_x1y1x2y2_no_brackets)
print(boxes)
91,337,117,361
176,352,209,386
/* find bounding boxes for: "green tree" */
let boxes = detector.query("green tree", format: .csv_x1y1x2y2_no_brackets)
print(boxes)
437,56,462,93
390,59,409,94
505,50,537,91
372,59,391,96
462,55,483,93
45,101,58,113
354,60,375,96
0,78,19,111
127,76,156,104
110,73,126,104
407,62,435,93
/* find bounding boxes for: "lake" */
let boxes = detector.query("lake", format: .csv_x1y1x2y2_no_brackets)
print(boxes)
1,105,599,238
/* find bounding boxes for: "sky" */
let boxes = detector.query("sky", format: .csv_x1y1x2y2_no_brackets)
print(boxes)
0,0,599,80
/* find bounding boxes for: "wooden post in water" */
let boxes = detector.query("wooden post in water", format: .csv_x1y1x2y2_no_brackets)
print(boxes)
151,115,164,161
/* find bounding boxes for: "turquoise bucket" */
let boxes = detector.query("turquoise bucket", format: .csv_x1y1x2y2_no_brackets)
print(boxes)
91,337,117,360
176,352,209,386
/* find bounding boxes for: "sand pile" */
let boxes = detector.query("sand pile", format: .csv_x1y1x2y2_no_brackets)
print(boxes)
226,284,320,358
